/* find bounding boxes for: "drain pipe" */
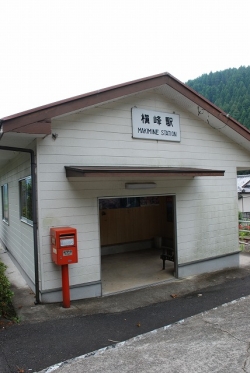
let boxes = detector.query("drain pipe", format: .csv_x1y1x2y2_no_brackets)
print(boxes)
0,145,40,304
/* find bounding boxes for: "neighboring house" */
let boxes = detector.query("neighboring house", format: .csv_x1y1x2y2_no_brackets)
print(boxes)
238,175,250,218
1,72,250,303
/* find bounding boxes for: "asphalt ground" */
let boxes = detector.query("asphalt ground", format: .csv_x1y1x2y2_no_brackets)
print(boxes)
2,272,250,373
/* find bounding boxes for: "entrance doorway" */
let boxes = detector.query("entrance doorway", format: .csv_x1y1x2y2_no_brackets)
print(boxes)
99,195,177,294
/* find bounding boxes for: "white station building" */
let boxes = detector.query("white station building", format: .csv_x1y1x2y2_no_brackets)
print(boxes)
1,73,250,303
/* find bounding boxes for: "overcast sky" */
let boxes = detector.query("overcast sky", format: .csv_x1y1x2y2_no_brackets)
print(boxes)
1,0,249,118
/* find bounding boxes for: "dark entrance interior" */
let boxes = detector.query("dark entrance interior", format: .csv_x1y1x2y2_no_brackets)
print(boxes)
99,195,176,294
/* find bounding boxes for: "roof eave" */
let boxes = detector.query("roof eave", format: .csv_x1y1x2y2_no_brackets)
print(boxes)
0,73,171,133
1,72,250,142
65,166,225,178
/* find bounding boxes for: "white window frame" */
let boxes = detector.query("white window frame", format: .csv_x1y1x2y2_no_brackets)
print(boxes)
1,183,9,224
19,176,33,226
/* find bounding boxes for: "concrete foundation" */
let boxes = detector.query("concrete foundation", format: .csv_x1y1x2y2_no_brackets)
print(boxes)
178,251,240,278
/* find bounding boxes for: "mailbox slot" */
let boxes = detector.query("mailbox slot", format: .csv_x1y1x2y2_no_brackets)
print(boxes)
60,235,75,247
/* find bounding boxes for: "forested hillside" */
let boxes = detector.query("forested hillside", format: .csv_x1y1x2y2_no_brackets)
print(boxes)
186,66,250,130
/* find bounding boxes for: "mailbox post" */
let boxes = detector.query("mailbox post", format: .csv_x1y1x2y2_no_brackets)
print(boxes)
50,227,78,308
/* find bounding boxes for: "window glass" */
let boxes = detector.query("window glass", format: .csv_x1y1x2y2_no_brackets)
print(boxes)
99,197,159,210
19,177,33,224
1,183,9,223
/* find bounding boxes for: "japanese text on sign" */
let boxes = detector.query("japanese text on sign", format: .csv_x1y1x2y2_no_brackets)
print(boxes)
132,107,180,142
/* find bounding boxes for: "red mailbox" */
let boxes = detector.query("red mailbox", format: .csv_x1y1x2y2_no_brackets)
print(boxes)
50,227,78,265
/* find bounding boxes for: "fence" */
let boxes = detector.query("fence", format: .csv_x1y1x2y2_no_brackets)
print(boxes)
239,219,250,251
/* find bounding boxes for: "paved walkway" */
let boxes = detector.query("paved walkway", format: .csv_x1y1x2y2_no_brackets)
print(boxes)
38,295,250,373
1,244,250,323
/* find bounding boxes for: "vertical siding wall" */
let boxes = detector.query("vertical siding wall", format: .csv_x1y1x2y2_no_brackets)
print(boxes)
0,151,34,285
37,90,250,292
238,196,250,213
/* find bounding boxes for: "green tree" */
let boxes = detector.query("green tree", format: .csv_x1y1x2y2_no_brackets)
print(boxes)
186,66,250,130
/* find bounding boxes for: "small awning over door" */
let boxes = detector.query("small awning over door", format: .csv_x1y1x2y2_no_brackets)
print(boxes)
65,166,225,178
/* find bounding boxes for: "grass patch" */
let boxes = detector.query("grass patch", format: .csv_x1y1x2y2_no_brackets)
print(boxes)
0,261,17,322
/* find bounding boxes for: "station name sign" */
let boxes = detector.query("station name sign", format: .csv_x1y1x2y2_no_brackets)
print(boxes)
132,107,180,142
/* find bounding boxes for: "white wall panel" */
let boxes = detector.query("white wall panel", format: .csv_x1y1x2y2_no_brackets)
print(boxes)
0,150,35,284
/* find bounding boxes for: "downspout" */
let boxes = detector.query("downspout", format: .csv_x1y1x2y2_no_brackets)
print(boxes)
0,144,40,304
